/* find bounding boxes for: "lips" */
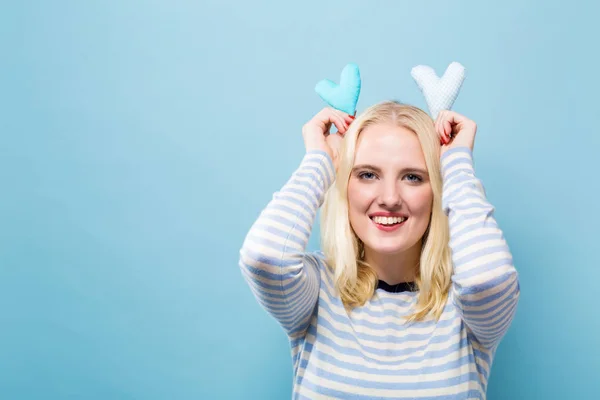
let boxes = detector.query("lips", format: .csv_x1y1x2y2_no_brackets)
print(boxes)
369,213,409,232
368,212,409,219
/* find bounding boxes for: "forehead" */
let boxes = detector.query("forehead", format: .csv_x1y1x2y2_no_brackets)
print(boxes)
354,123,426,166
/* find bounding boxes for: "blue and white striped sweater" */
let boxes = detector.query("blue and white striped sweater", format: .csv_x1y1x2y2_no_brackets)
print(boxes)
239,147,520,399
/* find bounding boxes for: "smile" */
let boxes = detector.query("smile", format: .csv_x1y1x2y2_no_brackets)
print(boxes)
370,216,408,232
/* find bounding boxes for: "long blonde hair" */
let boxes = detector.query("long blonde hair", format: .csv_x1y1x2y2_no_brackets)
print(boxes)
319,101,453,322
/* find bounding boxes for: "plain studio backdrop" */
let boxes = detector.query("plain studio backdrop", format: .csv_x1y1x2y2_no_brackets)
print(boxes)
1,1,599,399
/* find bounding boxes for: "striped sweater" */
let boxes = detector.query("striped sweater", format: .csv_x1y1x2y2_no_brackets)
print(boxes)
239,147,520,399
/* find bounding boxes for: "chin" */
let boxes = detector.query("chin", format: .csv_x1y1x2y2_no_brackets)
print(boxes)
365,238,411,255
363,227,425,254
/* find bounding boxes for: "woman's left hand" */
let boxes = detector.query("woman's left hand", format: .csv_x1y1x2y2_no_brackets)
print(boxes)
435,110,477,156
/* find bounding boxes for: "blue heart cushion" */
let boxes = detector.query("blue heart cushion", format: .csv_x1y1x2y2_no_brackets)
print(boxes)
315,63,361,115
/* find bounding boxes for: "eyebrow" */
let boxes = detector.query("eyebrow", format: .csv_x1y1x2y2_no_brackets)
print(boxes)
352,164,429,176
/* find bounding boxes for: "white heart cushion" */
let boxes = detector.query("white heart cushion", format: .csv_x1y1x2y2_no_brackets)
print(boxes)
411,62,466,120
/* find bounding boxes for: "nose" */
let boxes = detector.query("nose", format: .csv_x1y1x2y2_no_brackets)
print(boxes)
379,180,402,208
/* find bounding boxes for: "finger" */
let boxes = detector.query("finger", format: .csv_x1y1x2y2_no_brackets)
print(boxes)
445,111,470,136
443,120,452,138
445,110,467,124
434,113,441,135
435,112,447,144
343,113,355,124
334,111,351,132
319,108,340,135
331,109,353,125
322,120,333,136
436,111,446,137
331,114,348,135
434,117,441,144
339,115,349,134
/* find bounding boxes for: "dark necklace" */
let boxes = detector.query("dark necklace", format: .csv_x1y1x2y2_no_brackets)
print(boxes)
377,280,417,293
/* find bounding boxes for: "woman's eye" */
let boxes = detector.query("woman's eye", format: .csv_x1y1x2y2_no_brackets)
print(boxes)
358,172,377,180
405,174,423,183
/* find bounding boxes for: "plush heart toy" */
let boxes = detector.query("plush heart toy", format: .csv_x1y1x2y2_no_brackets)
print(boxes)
410,61,466,119
315,63,361,115
314,61,465,120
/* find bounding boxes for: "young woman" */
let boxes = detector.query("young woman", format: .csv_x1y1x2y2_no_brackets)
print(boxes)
239,101,520,399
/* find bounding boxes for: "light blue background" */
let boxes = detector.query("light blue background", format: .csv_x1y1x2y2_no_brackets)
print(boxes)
1,1,599,399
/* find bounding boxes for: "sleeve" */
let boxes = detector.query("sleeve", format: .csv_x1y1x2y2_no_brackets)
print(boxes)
441,146,520,350
238,150,335,338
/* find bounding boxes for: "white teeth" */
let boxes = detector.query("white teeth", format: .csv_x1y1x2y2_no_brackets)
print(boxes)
372,216,407,225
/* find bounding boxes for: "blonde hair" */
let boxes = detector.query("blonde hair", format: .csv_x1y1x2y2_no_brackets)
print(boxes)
319,101,453,322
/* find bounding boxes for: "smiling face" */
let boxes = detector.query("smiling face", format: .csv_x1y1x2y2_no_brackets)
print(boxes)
347,122,434,257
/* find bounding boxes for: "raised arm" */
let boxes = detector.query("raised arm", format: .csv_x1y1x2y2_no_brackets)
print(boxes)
435,110,520,350
239,150,334,337
441,146,520,350
239,107,353,338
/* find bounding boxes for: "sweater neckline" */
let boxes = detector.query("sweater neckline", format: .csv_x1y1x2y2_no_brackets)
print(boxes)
377,280,417,293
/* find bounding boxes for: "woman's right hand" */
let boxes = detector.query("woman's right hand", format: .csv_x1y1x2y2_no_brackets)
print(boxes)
302,107,355,170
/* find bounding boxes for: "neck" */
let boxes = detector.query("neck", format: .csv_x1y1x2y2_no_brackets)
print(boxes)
364,240,422,285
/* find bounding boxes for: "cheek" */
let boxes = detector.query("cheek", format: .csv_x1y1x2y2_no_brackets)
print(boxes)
347,181,375,213
406,186,434,215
